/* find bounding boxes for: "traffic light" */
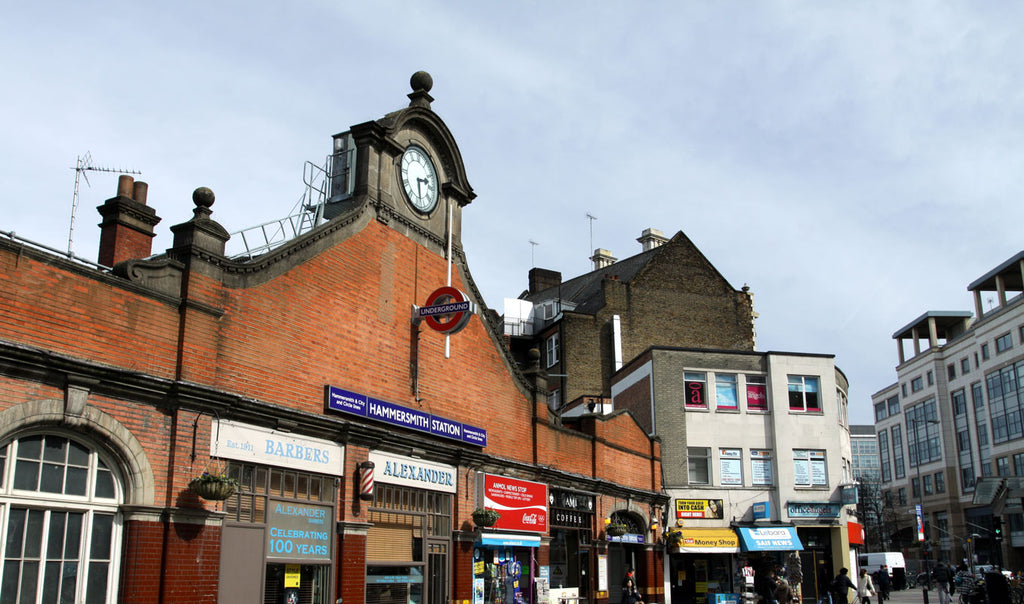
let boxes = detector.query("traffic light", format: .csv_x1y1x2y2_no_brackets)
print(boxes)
994,517,1003,541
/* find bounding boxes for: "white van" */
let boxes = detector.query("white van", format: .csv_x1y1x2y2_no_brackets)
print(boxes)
858,552,907,577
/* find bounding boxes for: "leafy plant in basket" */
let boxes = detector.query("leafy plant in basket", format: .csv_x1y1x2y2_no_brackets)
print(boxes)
189,471,239,501
472,508,501,527
606,522,629,537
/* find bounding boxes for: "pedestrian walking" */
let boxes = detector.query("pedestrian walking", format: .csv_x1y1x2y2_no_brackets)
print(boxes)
857,569,876,604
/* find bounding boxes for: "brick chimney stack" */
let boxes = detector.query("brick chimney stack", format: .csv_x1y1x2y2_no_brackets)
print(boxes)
528,268,562,294
97,175,161,267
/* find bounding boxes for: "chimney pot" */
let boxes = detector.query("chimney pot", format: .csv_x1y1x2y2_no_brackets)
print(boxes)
97,178,160,266
132,181,148,205
116,174,134,198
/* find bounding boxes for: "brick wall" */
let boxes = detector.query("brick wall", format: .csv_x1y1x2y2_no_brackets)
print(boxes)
120,519,221,603
558,233,756,404
0,206,665,603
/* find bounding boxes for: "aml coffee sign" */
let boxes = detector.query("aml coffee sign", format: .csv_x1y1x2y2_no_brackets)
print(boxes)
481,474,548,533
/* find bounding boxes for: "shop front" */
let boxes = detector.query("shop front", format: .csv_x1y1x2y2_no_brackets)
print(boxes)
735,527,804,602
667,528,740,604
365,451,457,604
213,419,345,604
787,502,843,603
548,488,595,604
474,474,548,604
606,511,649,604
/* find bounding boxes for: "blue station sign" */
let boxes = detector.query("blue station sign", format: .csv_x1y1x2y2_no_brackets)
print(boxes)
326,386,487,447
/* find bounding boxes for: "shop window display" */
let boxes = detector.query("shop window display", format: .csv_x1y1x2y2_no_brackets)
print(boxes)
366,484,451,604
224,462,336,603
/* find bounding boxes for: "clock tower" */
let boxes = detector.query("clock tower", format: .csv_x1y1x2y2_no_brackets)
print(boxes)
324,71,476,260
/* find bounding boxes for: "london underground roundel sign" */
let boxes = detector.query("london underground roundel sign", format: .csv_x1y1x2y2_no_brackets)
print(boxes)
418,286,474,334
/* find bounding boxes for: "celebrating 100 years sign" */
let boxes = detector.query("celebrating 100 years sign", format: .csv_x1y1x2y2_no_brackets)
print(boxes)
267,501,333,561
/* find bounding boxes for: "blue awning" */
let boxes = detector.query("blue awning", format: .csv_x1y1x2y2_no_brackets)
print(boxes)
479,533,541,548
736,527,803,552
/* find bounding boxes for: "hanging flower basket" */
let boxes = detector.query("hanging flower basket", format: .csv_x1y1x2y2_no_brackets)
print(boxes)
189,473,238,501
606,522,629,537
665,531,684,548
472,508,501,528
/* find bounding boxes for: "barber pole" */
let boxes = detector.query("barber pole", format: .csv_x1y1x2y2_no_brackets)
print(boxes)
359,461,375,501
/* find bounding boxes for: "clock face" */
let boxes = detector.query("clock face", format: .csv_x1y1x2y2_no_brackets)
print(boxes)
400,145,439,213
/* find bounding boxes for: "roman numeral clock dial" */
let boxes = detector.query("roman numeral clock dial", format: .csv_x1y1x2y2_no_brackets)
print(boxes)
400,145,439,213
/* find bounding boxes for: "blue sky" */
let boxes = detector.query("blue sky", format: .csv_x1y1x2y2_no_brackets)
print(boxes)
4,1,1024,423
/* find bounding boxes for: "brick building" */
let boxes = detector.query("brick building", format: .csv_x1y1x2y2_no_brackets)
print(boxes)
0,73,665,604
502,230,757,413
500,222,855,603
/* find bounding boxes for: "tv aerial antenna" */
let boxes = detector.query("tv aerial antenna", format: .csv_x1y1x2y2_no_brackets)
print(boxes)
68,151,141,256
586,212,597,253
528,239,539,267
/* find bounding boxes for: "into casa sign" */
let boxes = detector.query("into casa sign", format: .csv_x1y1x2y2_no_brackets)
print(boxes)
417,286,474,334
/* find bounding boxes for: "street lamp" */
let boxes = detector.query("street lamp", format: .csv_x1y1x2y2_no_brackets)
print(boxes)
910,416,941,596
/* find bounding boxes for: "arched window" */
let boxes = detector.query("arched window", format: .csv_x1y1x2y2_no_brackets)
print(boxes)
0,433,122,604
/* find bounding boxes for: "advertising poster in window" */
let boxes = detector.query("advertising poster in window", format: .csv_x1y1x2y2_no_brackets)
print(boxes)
481,474,548,532
746,383,767,411
715,375,738,410
719,448,742,485
793,458,810,486
685,379,706,408
266,501,332,561
675,498,724,519
809,451,827,485
750,450,772,485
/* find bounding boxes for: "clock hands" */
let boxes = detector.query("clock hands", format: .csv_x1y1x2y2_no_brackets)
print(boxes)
417,177,428,198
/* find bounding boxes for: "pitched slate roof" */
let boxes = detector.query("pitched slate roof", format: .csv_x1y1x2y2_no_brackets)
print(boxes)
523,244,661,315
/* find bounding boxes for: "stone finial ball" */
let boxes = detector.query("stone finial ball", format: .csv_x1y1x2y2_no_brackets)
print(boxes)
528,348,541,361
193,187,215,208
410,71,433,93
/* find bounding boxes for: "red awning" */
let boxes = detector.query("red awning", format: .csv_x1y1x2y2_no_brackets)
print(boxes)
848,521,865,546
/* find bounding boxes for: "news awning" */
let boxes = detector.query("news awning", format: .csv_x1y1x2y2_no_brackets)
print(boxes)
736,527,803,552
479,533,541,548
671,528,740,553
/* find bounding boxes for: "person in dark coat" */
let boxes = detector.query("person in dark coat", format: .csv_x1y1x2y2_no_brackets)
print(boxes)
755,566,778,604
984,569,1010,604
829,568,856,604
874,566,890,601
622,567,642,604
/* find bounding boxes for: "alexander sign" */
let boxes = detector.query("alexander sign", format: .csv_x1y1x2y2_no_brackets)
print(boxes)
369,451,457,494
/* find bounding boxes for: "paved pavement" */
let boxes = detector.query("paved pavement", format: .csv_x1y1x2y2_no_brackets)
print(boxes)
871,587,953,604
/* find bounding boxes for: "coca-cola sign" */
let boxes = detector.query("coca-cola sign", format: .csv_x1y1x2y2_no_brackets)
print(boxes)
482,474,548,533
